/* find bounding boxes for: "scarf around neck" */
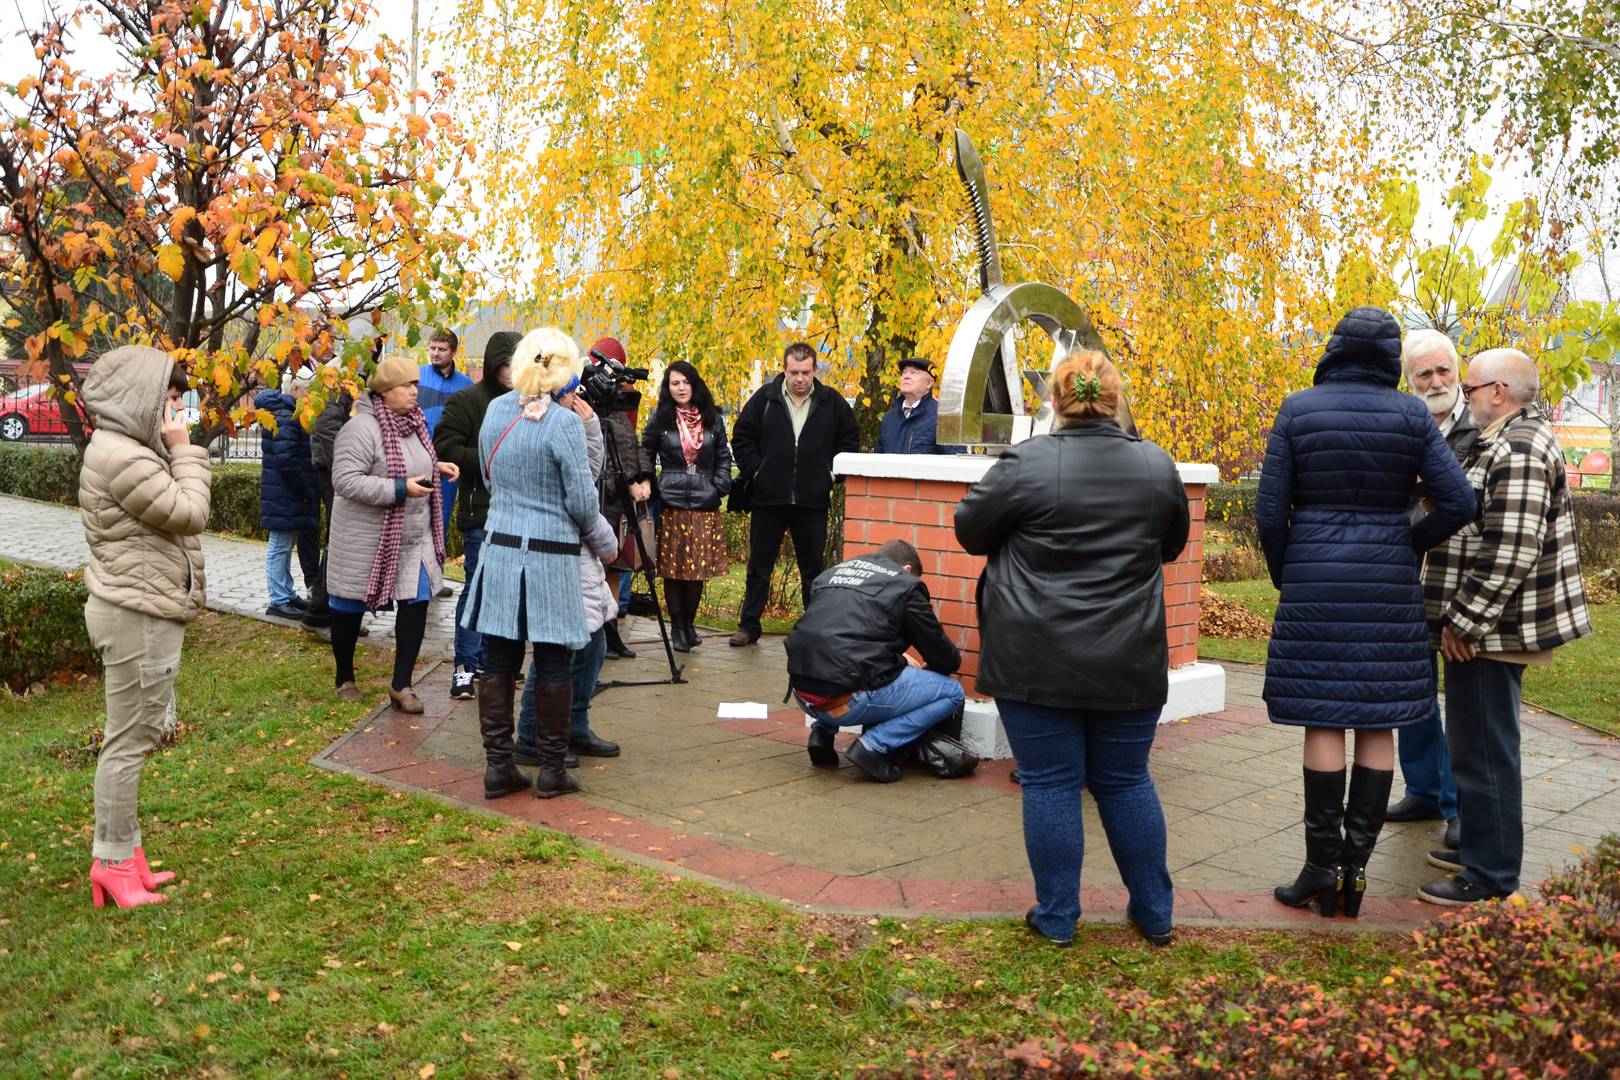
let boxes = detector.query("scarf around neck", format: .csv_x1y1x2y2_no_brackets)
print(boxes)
676,405,704,466
363,394,445,610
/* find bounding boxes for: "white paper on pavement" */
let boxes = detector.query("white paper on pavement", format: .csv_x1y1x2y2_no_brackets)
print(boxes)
716,701,770,720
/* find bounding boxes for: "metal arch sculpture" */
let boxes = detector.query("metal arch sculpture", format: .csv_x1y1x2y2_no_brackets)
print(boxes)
937,129,1117,448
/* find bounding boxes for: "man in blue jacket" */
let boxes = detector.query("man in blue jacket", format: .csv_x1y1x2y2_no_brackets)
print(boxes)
874,358,945,455
418,328,472,551
257,377,320,620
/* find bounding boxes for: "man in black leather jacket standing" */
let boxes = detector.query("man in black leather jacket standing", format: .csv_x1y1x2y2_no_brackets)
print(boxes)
785,540,964,782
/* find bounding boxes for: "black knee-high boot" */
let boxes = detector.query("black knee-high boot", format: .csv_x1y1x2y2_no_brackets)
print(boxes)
531,682,581,799
1340,763,1394,917
603,618,635,659
1275,767,1346,916
478,675,528,799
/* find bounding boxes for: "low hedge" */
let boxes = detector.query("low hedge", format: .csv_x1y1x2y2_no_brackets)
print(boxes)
878,835,1620,1077
0,444,82,506
1574,491,1620,572
0,564,96,691
1206,480,1257,523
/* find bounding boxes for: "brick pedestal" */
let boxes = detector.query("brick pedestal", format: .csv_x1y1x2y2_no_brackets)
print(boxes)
834,453,1226,755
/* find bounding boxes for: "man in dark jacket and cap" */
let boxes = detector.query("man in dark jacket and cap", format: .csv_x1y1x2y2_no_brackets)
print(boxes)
434,330,519,700
785,539,964,782
874,358,946,455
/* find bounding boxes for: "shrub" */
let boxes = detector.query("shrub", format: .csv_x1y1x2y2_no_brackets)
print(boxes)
1202,546,1267,583
0,444,82,506
874,836,1620,1078
0,565,96,690
1207,480,1257,524
1573,491,1620,572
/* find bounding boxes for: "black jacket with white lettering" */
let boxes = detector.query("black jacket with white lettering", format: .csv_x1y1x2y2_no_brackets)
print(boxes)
785,553,961,696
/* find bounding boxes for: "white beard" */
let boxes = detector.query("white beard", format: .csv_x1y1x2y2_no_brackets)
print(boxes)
1421,383,1460,418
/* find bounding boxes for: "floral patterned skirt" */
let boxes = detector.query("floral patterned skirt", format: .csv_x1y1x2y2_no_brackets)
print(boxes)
657,507,729,581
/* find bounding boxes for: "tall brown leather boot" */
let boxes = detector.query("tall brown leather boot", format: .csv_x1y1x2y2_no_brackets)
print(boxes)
530,681,581,799
478,674,528,799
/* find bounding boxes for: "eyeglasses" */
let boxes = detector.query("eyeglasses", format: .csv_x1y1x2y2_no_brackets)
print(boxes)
1459,380,1504,399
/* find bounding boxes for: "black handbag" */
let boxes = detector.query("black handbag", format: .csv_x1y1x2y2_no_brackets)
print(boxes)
912,729,979,779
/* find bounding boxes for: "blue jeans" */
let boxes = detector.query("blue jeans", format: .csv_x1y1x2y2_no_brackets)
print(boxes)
265,530,300,606
1444,656,1526,897
801,666,964,756
452,527,485,671
618,568,632,616
1396,653,1459,818
518,629,606,745
998,699,1172,940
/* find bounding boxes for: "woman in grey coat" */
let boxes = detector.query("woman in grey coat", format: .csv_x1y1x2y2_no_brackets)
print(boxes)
460,328,618,800
326,356,460,712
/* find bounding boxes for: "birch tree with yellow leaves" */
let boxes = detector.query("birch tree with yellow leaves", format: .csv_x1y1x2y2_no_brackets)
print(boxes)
450,0,1398,474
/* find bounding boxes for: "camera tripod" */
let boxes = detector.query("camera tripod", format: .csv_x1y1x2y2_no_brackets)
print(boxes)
593,411,686,694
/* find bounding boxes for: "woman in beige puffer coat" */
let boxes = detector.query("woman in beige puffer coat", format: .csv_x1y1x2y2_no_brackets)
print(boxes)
77,345,211,910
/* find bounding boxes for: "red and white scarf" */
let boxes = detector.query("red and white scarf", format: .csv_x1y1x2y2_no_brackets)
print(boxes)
363,394,445,610
676,405,704,466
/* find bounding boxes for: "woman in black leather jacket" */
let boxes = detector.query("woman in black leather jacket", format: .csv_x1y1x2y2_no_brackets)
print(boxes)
641,362,732,651
956,349,1189,948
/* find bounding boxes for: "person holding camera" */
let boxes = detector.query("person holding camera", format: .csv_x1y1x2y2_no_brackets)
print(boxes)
78,346,210,909
640,361,732,651
585,338,655,659
325,356,459,712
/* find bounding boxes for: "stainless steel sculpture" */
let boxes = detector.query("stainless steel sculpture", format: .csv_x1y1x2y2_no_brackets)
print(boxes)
937,130,1114,447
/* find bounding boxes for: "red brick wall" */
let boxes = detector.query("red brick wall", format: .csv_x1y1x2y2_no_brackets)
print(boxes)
843,475,1207,698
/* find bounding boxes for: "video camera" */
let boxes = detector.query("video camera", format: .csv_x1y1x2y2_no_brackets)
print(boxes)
582,349,648,413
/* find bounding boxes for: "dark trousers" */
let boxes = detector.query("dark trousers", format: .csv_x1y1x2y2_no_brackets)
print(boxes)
1443,655,1526,897
306,470,335,618
739,505,827,637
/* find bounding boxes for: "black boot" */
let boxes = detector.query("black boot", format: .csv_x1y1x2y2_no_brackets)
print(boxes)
478,675,529,799
603,619,635,660
684,614,702,648
530,682,582,799
1339,763,1394,918
1275,766,1346,916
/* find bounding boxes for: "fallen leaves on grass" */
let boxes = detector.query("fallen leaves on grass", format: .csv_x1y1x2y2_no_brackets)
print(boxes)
1199,587,1272,639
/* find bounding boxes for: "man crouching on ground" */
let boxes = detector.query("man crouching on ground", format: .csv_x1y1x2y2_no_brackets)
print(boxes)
785,539,965,782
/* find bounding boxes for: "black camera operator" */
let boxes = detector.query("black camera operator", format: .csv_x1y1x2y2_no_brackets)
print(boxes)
584,338,655,660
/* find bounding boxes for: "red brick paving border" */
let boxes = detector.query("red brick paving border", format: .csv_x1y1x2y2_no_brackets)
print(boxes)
312,670,1451,930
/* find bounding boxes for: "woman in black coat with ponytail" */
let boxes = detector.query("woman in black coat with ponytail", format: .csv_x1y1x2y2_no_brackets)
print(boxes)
641,362,732,651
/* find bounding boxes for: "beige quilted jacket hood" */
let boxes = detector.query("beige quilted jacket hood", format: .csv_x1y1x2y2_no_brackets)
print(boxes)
78,346,211,622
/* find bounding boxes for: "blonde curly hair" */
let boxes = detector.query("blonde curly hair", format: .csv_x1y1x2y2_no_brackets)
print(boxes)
510,327,583,397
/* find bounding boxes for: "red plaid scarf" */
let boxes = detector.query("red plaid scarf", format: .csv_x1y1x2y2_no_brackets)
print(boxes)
363,394,445,610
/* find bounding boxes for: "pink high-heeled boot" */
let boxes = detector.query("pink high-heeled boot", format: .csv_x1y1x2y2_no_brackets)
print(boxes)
133,847,175,890
89,858,169,909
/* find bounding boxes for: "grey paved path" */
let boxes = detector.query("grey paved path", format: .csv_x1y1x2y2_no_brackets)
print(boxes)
8,493,1618,926
0,493,466,655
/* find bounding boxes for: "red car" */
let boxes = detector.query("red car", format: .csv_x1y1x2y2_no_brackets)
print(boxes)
0,383,89,441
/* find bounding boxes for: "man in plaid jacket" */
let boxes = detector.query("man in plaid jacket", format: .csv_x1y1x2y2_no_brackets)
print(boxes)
1418,348,1592,907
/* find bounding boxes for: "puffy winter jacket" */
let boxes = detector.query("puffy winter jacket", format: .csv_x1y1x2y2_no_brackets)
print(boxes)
77,346,211,623
255,389,319,532
641,411,733,511
1256,308,1477,730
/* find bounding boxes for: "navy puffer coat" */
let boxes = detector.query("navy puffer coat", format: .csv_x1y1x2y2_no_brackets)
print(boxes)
1256,307,1476,729
256,389,319,532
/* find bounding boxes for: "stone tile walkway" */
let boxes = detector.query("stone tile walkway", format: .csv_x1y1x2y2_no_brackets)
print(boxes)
7,493,1618,929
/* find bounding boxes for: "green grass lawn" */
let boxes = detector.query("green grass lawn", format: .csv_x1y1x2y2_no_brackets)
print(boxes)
1202,579,1620,737
1,611,1406,1076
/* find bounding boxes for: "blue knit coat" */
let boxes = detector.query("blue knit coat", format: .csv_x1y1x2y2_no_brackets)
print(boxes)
255,390,319,532
460,395,617,648
1256,308,1477,729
